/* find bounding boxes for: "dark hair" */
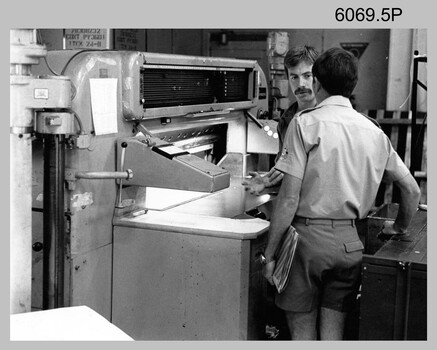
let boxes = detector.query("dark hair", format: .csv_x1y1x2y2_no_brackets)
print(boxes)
284,45,319,77
312,47,358,98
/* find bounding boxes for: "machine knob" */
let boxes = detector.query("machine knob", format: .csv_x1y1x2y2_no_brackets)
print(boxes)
32,242,43,252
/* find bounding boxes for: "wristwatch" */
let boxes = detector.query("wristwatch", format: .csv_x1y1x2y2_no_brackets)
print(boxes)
259,253,275,265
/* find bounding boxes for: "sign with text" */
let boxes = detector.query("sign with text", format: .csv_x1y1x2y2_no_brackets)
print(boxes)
64,29,110,49
114,29,144,51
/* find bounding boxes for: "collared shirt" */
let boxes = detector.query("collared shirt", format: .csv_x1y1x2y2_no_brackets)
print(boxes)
275,102,298,163
275,96,410,219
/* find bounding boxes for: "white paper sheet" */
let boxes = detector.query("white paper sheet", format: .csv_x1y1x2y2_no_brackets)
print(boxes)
90,78,118,135
10,306,133,340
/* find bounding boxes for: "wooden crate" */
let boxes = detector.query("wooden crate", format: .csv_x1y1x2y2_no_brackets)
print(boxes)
358,205,427,340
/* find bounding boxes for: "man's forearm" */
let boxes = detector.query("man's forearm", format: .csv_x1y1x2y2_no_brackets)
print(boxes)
264,201,296,260
264,174,301,260
394,175,421,232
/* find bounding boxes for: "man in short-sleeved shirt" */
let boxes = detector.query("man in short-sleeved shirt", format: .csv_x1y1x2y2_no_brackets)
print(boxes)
242,46,319,194
261,48,421,340
276,96,410,219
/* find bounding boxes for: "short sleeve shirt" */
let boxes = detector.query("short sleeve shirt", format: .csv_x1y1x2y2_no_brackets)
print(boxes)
275,96,410,219
275,102,298,163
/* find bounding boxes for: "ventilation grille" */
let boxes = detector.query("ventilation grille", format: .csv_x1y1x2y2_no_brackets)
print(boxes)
140,67,250,108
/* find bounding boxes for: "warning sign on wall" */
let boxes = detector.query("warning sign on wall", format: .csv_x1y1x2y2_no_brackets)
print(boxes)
340,42,369,59
64,29,109,50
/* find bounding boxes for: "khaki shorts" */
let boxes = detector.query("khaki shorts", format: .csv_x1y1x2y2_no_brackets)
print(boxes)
275,217,364,313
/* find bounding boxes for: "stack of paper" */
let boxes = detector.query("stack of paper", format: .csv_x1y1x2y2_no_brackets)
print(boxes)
272,225,300,293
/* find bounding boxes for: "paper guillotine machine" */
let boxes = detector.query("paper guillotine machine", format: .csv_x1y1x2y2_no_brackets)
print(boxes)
27,48,281,339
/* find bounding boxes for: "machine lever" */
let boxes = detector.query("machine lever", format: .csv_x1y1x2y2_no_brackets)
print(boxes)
136,123,156,146
245,111,263,129
117,142,128,208
75,170,132,180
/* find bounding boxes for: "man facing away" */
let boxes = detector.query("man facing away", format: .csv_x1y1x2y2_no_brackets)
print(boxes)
242,45,319,195
260,47,421,340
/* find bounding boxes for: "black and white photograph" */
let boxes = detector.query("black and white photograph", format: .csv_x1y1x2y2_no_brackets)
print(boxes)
6,0,433,344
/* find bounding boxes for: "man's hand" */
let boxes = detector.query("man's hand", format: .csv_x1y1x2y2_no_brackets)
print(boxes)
263,168,284,187
262,260,276,286
381,220,407,235
242,169,284,196
242,171,267,195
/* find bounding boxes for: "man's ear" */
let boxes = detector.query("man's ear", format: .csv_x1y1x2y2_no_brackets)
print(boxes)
312,76,321,93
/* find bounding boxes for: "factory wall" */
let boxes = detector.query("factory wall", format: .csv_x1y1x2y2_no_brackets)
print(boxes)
38,28,425,113
206,29,390,112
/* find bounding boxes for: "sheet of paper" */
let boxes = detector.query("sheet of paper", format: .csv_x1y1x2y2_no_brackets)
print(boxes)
90,78,118,135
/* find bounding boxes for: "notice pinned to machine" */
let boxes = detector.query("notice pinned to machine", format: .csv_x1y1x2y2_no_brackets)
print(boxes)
90,78,118,135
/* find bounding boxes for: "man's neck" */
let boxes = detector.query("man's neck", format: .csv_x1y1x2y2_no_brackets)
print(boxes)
296,100,317,112
315,89,331,104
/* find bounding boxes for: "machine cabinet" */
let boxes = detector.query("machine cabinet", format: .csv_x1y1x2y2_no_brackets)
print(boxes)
112,224,270,340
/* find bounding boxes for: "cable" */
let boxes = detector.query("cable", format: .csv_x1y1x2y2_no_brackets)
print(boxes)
60,49,112,75
43,56,61,76
60,49,94,75
70,109,84,135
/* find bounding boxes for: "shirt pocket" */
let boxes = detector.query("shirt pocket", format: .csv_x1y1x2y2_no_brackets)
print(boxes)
344,240,364,253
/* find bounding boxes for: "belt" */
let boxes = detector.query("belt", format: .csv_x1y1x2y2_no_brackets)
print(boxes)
293,216,356,227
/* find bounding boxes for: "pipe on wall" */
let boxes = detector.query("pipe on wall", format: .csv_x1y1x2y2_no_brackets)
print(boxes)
10,29,47,314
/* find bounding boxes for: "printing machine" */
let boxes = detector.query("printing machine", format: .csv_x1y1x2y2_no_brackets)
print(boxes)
31,50,280,340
